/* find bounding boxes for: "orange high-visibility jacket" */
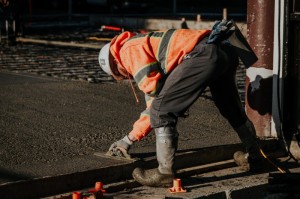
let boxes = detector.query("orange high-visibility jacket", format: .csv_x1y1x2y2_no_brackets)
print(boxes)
110,29,211,140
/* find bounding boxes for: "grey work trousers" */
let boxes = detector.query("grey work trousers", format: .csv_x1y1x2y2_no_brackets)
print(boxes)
150,37,248,129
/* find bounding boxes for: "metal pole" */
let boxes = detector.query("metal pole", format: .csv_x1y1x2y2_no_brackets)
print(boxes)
5,20,8,40
68,0,72,21
28,0,32,26
223,8,228,20
173,0,176,16
13,20,15,33
271,0,288,138
246,0,275,137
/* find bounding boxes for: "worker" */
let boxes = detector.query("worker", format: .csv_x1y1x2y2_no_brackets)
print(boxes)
180,17,189,29
99,20,263,187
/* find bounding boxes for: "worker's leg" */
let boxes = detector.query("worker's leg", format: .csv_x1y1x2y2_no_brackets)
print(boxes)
133,38,227,187
209,44,263,171
208,44,247,128
132,126,178,187
150,38,226,128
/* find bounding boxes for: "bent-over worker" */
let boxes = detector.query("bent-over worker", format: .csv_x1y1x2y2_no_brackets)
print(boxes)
98,20,263,187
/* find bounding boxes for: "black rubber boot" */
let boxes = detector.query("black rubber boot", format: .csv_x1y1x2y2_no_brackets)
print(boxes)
234,120,261,154
132,168,174,187
233,120,267,172
132,127,178,187
234,150,267,172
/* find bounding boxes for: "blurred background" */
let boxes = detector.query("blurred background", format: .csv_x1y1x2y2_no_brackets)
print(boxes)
3,0,247,18
0,0,247,38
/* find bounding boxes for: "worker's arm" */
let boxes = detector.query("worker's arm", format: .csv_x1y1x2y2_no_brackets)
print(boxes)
107,95,154,158
128,94,153,140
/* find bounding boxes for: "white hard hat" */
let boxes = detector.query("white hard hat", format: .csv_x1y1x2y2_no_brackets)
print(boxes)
98,43,112,75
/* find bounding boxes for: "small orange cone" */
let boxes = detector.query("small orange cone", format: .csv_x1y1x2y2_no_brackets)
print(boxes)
169,179,187,193
72,191,82,199
94,181,106,193
89,181,106,193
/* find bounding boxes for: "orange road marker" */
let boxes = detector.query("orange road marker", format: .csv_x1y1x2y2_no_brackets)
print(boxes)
72,191,82,199
169,178,187,193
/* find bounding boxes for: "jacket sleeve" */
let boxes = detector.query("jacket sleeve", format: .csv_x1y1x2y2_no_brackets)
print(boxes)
128,95,154,140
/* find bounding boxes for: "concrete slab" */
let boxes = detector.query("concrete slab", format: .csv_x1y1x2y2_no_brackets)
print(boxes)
0,144,244,199
101,159,300,199
0,154,133,199
108,167,269,199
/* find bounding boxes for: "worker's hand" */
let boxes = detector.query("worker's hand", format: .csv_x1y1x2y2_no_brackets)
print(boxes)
107,135,133,159
207,20,234,44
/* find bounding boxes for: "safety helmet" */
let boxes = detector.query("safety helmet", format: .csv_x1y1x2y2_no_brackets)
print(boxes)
98,43,112,75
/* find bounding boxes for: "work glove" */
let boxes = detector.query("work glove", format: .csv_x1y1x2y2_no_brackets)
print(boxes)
207,19,234,44
107,135,133,159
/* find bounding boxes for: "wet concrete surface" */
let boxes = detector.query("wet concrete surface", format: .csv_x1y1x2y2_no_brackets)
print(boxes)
0,71,241,183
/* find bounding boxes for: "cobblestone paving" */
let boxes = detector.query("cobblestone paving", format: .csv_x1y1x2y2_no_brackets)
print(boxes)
0,30,247,101
0,42,115,83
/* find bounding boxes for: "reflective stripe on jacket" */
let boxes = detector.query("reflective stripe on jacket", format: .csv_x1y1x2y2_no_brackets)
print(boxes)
110,29,211,140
